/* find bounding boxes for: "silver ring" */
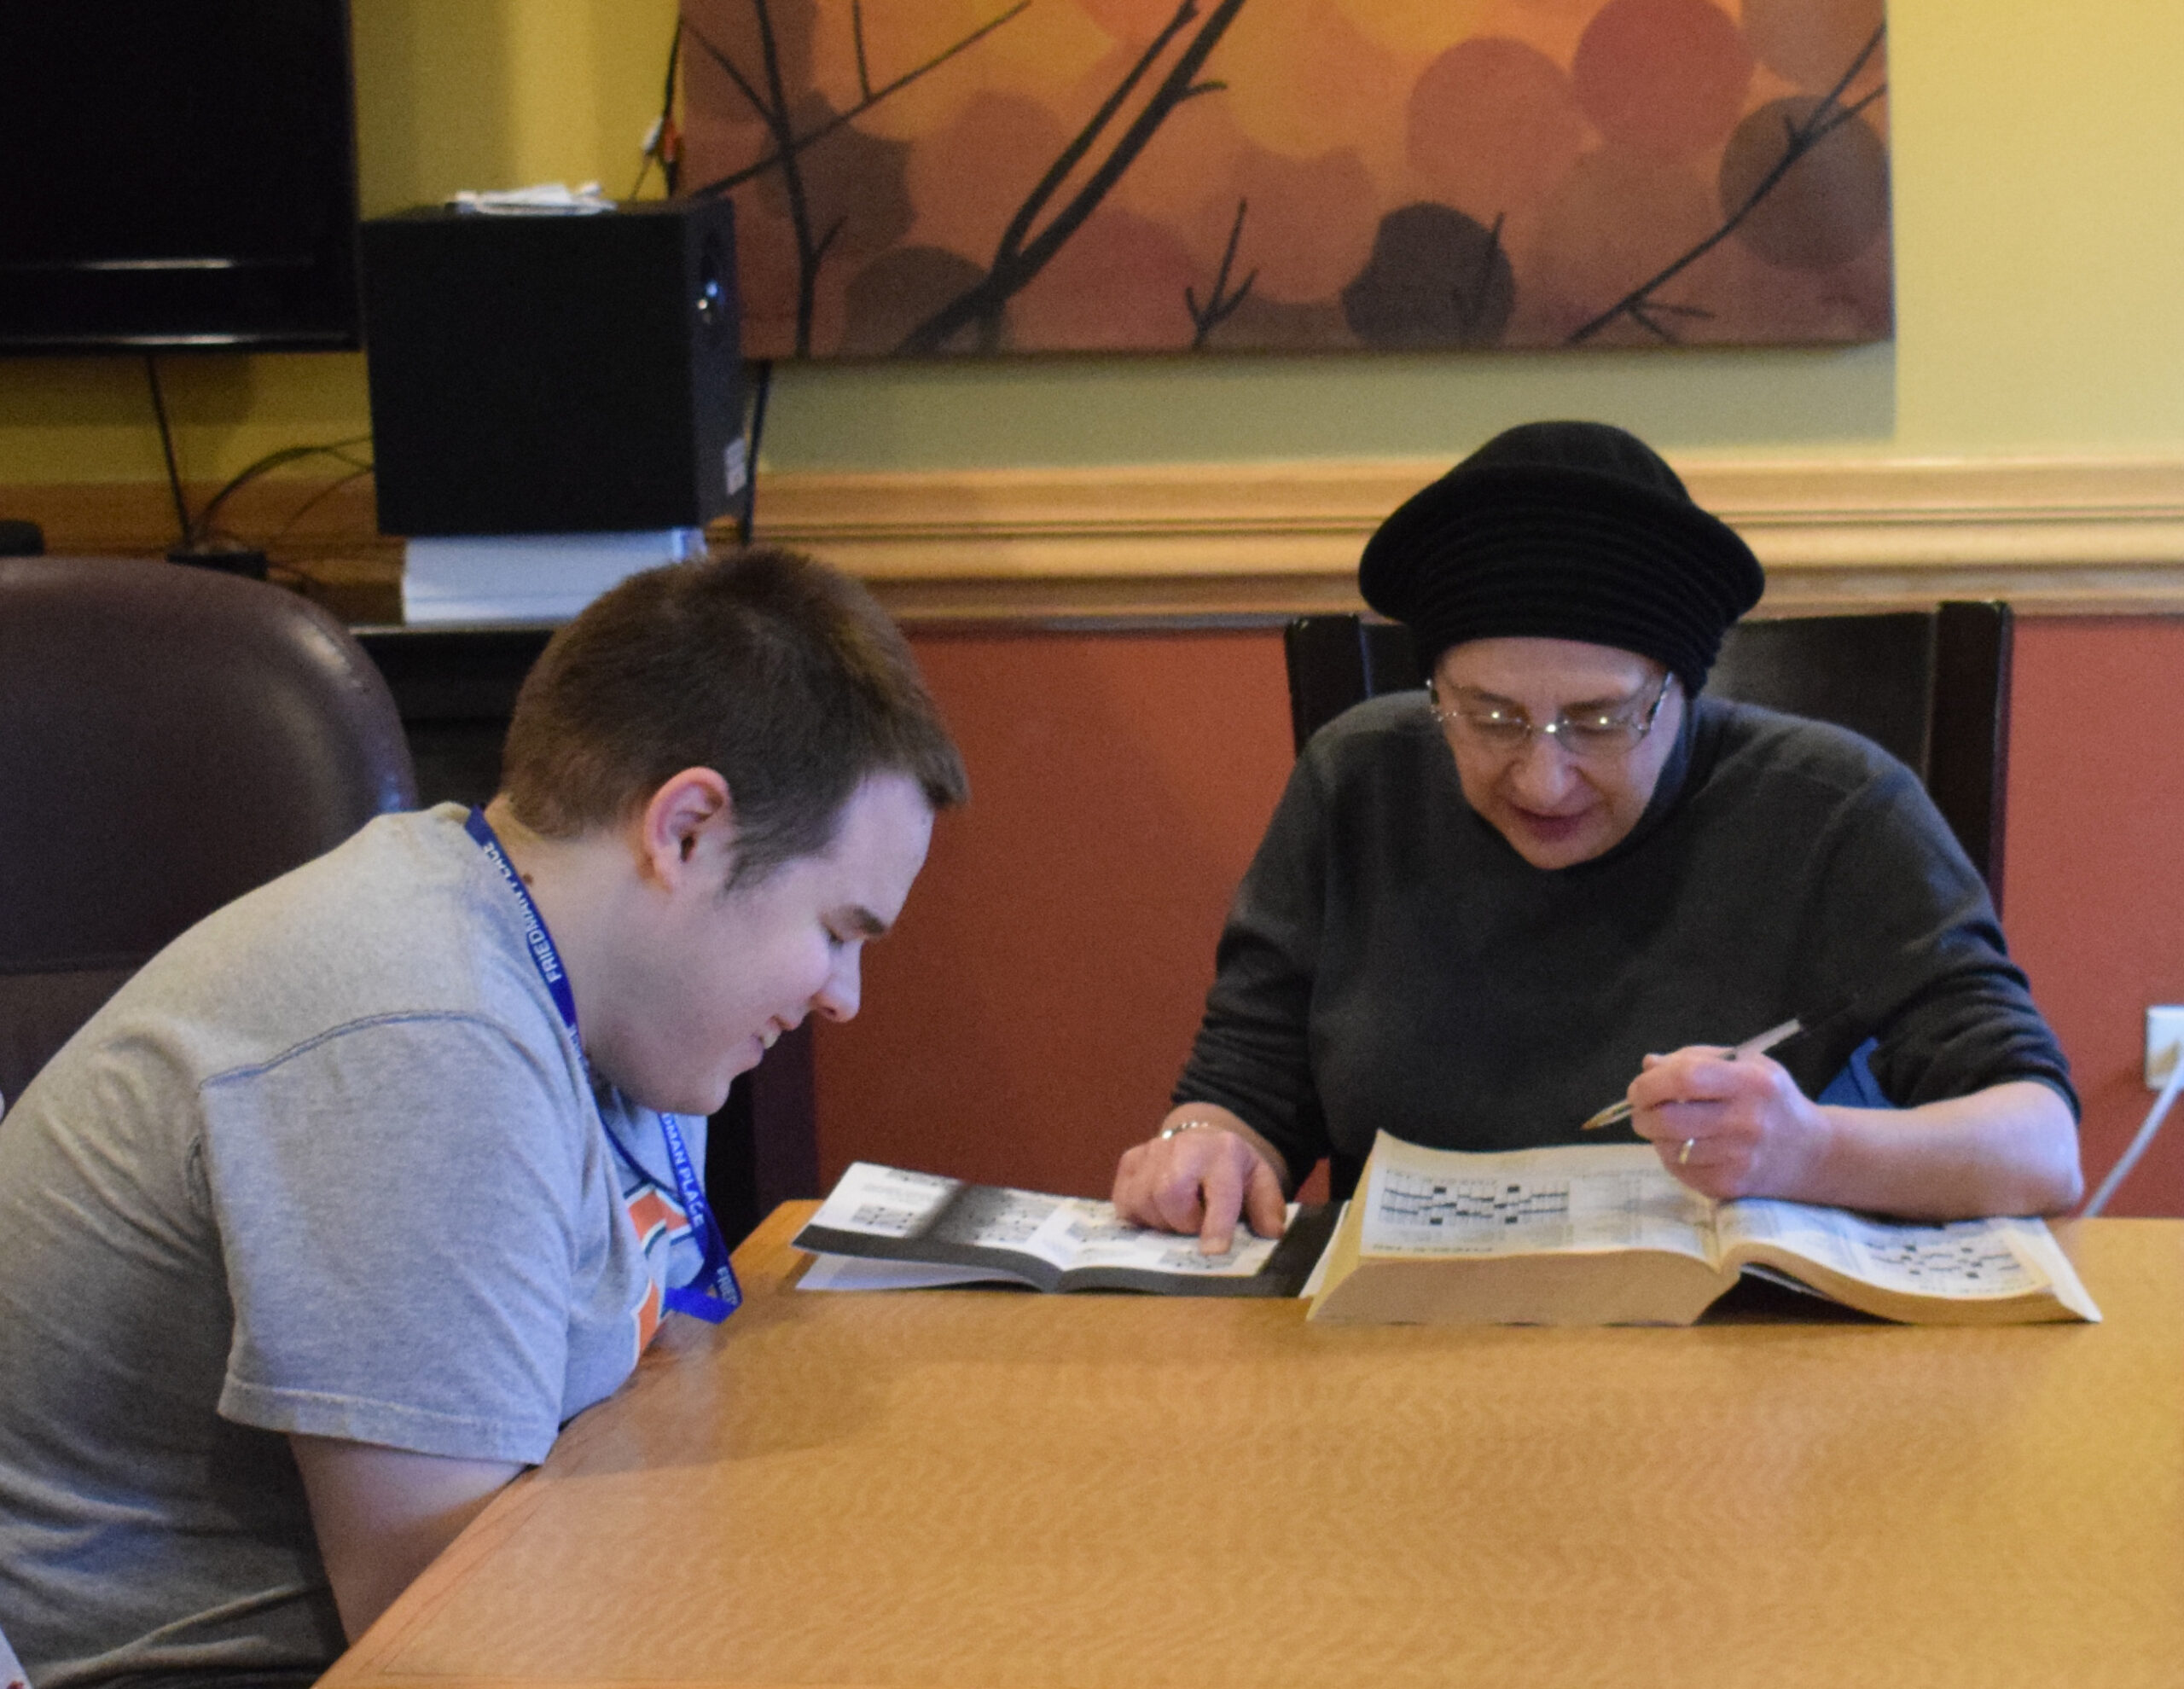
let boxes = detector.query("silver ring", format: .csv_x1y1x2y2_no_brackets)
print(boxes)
1678,1137,1697,1166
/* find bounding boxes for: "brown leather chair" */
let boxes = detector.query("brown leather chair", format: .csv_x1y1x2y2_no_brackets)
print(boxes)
0,557,416,1109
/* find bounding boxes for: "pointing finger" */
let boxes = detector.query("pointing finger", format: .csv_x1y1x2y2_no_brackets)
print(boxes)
1242,1155,1287,1243
1195,1146,1246,1256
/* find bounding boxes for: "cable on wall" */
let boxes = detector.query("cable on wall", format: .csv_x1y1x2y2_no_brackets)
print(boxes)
737,358,772,547
191,438,375,545
630,16,685,199
143,355,193,547
2082,1059,2184,1216
142,358,375,579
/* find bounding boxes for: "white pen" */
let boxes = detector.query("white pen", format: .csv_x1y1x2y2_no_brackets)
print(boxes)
1577,1016,1805,1135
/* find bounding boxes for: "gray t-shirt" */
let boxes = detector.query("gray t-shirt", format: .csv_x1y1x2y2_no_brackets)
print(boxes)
0,806,704,1688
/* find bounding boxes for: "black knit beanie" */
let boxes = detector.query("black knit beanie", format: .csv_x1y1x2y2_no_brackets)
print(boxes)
1357,421,1763,694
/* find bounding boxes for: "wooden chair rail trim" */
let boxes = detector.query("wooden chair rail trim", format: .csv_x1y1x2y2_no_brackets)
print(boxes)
15,452,2184,624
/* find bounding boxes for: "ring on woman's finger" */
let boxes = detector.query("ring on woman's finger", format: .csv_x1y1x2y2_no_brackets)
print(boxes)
1678,1137,1697,1166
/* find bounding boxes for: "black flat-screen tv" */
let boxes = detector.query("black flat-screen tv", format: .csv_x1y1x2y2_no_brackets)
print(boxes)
0,1,361,353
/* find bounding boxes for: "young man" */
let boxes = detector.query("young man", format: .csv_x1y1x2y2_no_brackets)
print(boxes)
0,548,967,1686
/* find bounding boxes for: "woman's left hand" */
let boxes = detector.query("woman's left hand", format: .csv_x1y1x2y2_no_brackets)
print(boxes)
1624,1046,1832,1199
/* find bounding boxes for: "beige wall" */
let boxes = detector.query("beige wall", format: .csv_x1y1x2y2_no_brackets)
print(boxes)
6,3,2184,484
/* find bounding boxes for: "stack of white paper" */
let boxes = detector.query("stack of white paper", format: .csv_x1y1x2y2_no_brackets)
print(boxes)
402,528,706,624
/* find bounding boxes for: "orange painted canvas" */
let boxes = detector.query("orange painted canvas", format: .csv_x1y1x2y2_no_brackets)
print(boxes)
679,0,1890,357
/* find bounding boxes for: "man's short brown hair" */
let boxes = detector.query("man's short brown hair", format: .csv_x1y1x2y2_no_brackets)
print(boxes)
502,547,967,885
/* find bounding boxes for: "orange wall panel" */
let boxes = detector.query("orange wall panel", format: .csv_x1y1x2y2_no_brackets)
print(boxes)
813,629,1296,1198
2006,618,2184,1216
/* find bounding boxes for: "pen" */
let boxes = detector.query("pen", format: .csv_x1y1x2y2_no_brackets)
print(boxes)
1577,1016,1805,1135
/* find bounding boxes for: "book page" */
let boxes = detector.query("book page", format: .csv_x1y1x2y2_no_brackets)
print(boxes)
1356,1137,1716,1262
1034,1200,1291,1279
804,1161,963,1240
1717,1199,2053,1299
801,1161,1289,1280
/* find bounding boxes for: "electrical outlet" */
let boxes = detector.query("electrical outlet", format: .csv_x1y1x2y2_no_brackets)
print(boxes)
2147,1006,2184,1088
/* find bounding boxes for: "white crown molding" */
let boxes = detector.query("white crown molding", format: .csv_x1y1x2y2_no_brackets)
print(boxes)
747,454,2184,622
19,453,2184,624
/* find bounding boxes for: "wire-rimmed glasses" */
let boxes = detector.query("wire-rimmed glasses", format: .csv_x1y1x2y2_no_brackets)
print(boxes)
1429,671,1675,762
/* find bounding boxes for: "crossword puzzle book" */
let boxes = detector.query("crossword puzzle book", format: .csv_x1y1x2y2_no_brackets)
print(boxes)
1307,1133,2100,1326
793,1161,1340,1297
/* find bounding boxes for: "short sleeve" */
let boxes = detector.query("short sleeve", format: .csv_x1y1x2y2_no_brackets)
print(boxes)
200,1013,607,1465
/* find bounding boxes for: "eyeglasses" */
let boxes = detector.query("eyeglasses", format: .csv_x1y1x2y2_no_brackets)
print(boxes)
1429,671,1675,762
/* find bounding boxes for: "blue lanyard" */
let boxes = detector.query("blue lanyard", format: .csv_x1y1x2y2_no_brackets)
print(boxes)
466,808,741,1323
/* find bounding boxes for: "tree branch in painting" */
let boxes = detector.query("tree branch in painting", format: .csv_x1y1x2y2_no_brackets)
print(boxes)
1566,23,1887,345
897,0,1252,355
1187,200,1257,349
684,3,1029,198
682,1,1030,353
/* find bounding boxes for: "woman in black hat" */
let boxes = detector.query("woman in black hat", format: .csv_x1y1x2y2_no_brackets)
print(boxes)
1112,422,2082,1253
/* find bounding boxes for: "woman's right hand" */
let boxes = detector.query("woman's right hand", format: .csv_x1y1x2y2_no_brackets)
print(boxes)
1112,1103,1289,1255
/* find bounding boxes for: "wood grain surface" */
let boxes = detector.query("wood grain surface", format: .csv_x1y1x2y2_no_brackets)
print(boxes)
322,1209,2182,1689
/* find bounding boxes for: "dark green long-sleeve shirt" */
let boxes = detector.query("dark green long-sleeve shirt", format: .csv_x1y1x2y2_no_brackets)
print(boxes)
1175,693,2076,1188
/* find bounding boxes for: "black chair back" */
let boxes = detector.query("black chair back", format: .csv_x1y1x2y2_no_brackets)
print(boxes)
1282,604,2013,903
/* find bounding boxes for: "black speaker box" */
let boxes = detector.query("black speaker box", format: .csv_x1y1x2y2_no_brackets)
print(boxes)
361,199,744,537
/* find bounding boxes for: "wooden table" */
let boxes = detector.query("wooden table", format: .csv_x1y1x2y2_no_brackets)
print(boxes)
323,1208,2183,1689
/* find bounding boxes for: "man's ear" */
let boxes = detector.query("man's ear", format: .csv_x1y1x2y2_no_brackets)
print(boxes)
635,767,735,887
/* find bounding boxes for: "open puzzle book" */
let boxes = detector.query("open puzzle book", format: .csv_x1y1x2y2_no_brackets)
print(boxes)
794,1161,1339,1297
1309,1134,2100,1326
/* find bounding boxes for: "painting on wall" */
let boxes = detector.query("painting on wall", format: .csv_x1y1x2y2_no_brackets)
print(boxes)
679,0,1890,358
